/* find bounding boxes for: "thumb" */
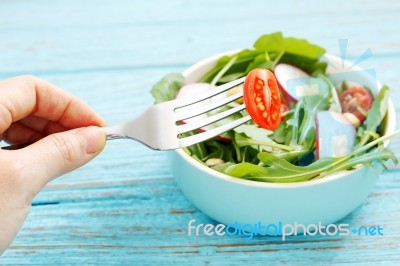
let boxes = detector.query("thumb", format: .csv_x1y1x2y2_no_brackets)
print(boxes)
14,126,106,196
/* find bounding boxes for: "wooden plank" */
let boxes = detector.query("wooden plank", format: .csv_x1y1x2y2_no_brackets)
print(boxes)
1,0,400,74
1,177,400,264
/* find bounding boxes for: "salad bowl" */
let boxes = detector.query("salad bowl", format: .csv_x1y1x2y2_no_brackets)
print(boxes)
167,50,396,229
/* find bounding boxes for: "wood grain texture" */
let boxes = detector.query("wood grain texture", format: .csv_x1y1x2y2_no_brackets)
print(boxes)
1,0,400,265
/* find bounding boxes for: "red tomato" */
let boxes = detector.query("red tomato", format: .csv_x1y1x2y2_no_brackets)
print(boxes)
243,69,281,130
338,86,374,121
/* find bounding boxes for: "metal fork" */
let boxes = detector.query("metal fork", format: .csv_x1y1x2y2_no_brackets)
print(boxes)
103,77,250,150
2,78,250,151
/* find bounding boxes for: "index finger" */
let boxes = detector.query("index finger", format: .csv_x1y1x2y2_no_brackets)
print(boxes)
0,75,105,133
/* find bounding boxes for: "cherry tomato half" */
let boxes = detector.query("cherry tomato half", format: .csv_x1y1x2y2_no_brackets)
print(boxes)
243,69,281,130
338,86,374,121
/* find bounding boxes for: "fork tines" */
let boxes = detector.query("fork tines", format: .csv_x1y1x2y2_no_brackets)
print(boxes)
173,77,251,147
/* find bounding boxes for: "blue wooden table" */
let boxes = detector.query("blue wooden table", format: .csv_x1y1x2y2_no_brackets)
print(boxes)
1,0,400,264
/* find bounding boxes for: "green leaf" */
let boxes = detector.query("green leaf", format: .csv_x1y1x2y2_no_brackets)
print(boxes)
317,74,342,112
245,54,275,73
254,32,284,53
212,162,236,173
357,85,389,147
203,140,236,163
150,73,185,104
181,131,208,160
199,49,261,83
226,141,398,183
226,162,270,178
274,150,311,163
200,32,326,83
234,124,273,140
234,130,293,151
270,121,288,143
366,85,389,132
190,154,208,166
254,32,326,74
283,37,326,60
207,104,244,132
293,76,331,149
218,72,246,83
210,55,238,86
258,152,335,172
289,99,304,146
226,162,318,182
318,148,397,179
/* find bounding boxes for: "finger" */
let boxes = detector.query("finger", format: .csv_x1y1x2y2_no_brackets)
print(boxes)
4,116,69,144
0,75,105,134
9,126,106,197
2,122,44,144
19,116,69,135
19,115,50,132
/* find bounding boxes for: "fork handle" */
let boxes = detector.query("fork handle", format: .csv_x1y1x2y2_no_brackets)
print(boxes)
1,142,35,150
102,126,129,140
1,126,127,150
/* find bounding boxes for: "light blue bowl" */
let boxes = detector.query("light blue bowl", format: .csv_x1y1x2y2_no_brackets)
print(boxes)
167,51,396,226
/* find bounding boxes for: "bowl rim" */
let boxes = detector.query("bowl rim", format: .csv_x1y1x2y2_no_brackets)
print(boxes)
173,49,396,189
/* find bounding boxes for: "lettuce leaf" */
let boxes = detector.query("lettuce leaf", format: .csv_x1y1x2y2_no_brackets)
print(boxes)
150,73,185,104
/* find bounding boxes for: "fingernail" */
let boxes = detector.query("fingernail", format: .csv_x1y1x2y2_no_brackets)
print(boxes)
77,126,106,154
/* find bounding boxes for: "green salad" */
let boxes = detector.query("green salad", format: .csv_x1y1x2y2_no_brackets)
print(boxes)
151,32,399,183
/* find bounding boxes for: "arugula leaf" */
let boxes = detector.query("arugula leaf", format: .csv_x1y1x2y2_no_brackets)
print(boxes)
226,146,395,183
357,85,390,147
270,120,288,144
234,124,273,140
289,76,331,150
199,49,261,83
234,132,293,151
203,140,236,163
298,77,330,147
181,131,208,160
150,73,185,104
218,72,246,83
366,85,389,132
210,55,238,86
317,74,342,112
318,148,397,179
258,152,330,172
212,162,236,173
272,149,311,163
226,130,400,183
289,99,304,147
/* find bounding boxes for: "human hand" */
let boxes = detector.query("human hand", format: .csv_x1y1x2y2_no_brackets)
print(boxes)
0,76,106,254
